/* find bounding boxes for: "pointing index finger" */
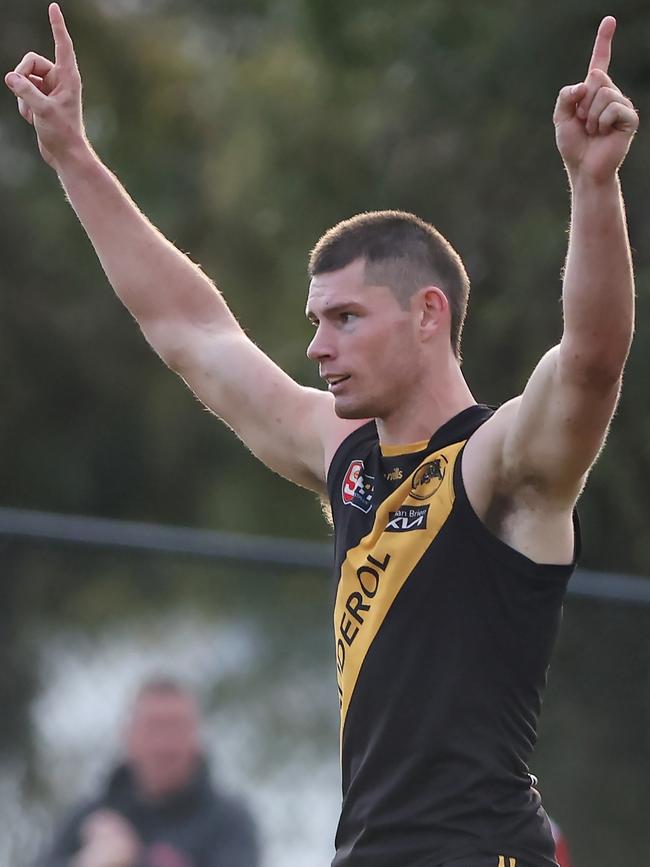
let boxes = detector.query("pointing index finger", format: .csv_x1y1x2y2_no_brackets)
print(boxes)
49,3,76,68
588,16,616,75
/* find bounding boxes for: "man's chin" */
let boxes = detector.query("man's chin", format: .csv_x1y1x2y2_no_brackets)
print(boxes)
333,396,374,420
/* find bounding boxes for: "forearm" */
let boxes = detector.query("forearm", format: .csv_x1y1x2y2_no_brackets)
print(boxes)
55,141,239,358
560,173,634,380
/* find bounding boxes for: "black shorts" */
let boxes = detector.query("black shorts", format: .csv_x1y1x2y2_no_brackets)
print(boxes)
443,858,541,867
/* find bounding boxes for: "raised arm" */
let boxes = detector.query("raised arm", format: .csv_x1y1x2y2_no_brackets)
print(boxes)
5,4,357,495
502,18,636,491
465,17,637,557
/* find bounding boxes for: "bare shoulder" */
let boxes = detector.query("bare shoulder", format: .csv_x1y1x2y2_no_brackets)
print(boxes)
462,399,576,565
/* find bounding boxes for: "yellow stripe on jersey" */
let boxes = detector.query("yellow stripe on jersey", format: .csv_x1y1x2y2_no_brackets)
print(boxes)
380,439,430,457
334,439,466,744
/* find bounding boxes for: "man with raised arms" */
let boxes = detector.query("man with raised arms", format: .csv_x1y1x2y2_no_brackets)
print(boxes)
6,7,637,867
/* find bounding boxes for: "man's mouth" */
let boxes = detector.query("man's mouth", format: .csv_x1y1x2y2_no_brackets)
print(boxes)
324,374,350,391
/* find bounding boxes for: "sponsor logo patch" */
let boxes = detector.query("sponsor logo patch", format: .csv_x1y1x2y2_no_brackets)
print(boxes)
342,460,374,513
386,505,429,532
410,455,448,500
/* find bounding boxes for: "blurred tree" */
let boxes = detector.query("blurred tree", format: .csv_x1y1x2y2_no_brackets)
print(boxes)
2,0,649,561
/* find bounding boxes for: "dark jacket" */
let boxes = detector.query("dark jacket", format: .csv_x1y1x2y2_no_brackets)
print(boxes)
36,760,260,867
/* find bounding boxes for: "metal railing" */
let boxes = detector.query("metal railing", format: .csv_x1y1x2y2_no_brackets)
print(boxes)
2,506,649,604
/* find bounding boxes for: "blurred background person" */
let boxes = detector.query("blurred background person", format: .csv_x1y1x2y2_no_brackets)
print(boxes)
35,676,260,867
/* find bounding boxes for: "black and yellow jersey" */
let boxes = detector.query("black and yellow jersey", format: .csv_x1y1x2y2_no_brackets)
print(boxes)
326,404,578,867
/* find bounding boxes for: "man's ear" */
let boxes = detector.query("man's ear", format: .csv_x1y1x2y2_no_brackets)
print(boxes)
417,286,448,340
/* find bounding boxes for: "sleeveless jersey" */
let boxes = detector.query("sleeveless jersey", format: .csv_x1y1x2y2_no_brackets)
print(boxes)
326,405,579,867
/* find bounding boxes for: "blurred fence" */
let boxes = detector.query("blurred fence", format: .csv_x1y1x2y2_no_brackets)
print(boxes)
2,506,650,603
2,507,649,867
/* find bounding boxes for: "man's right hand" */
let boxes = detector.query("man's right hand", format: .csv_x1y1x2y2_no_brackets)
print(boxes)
4,4,361,495
5,2,86,170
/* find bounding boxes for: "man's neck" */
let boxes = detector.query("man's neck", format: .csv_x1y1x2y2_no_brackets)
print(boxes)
376,361,475,446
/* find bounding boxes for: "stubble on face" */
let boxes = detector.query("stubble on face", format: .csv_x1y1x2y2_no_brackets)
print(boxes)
334,313,418,422
307,259,421,423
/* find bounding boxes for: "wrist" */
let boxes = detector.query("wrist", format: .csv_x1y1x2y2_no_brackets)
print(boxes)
51,135,98,177
566,166,621,193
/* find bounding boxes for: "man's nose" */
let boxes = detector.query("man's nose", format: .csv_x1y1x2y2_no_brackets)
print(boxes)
306,326,334,361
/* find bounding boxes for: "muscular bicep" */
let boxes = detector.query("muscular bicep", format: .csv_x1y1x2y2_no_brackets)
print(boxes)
142,318,360,494
501,343,621,505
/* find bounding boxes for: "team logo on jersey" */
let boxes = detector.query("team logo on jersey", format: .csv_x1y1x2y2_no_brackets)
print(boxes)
386,505,429,532
410,455,448,500
342,460,374,513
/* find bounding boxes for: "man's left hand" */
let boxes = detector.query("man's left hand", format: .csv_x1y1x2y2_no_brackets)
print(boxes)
72,809,142,867
554,16,638,183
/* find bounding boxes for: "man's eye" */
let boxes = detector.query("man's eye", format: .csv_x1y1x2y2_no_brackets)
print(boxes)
340,312,356,324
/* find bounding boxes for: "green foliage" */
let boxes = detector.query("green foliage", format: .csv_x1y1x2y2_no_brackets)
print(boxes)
2,0,649,560
3,0,650,558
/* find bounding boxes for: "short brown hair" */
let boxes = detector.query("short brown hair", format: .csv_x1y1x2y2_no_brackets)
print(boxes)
134,676,195,704
309,210,469,358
